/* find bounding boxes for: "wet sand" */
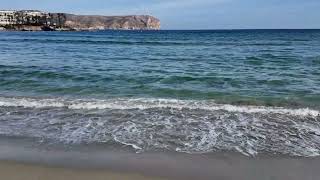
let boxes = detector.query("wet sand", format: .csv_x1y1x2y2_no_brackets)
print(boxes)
1,154,320,180
0,161,167,180
0,138,320,180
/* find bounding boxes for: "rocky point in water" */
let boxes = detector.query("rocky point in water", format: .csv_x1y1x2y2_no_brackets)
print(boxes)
0,10,160,31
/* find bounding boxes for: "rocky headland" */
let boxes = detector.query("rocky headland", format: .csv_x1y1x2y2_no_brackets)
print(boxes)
0,10,160,31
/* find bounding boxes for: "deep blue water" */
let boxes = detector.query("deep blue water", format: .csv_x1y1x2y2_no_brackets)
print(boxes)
0,30,320,157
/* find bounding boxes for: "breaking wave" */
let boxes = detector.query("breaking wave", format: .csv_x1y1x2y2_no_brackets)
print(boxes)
0,96,319,157
0,97,319,117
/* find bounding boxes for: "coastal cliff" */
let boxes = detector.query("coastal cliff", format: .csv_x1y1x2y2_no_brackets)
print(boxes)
0,10,160,31
63,14,160,30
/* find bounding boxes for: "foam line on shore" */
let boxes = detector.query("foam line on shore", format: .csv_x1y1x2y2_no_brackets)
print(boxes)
0,97,319,117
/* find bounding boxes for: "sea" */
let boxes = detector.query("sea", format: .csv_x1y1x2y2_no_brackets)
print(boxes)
0,30,320,157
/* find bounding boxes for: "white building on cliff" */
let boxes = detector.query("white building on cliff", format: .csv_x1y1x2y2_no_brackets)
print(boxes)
0,10,48,25
0,10,16,25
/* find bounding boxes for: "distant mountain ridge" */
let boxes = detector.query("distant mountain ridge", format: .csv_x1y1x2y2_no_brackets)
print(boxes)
0,10,160,31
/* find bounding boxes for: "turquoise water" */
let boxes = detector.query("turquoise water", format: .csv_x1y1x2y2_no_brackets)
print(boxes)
0,30,320,156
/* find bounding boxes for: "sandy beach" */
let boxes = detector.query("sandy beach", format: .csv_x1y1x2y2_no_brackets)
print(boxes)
0,138,320,180
0,161,167,180
1,153,320,180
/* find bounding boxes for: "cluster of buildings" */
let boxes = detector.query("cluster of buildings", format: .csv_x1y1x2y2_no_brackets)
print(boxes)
0,10,16,25
0,10,50,26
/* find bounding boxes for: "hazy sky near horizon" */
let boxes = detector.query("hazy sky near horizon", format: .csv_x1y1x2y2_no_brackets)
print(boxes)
1,0,319,29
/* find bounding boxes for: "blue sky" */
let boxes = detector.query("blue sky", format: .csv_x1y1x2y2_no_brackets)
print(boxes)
1,0,319,29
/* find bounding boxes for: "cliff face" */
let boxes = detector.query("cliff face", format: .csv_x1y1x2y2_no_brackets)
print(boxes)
63,14,160,30
0,10,160,31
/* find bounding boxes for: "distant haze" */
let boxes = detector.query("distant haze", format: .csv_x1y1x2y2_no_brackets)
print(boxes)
1,0,320,29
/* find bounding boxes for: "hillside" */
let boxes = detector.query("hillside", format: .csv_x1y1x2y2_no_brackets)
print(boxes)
0,10,160,31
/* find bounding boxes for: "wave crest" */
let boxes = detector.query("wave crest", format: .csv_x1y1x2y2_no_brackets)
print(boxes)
0,97,319,117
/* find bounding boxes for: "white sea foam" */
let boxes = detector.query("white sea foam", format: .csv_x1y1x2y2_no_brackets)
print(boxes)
0,97,319,117
1,96,320,157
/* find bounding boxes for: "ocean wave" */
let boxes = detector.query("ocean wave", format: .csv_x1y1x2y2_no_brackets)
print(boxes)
0,96,320,157
0,97,319,117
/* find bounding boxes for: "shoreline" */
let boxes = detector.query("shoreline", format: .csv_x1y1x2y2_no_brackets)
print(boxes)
0,27,161,32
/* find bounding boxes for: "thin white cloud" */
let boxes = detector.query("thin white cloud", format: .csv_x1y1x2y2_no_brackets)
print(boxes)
148,0,230,10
